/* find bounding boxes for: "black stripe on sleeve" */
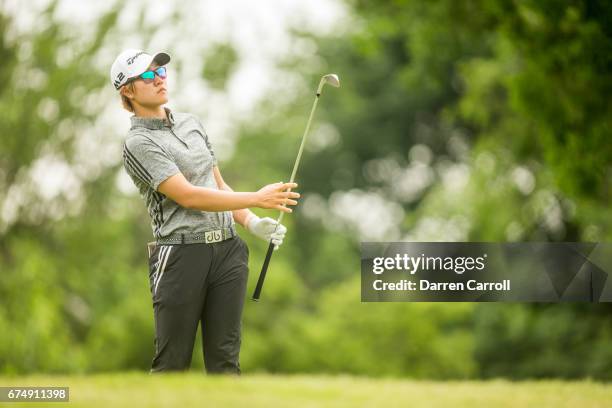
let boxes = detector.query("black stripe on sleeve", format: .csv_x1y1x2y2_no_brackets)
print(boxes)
123,144,153,181
123,152,151,185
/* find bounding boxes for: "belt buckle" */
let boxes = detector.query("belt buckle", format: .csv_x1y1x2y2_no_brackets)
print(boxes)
205,229,223,243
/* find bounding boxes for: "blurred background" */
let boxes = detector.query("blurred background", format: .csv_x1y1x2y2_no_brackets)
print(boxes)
0,0,610,380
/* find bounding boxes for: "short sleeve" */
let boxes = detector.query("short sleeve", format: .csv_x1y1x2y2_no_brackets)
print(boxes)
122,135,180,191
191,114,218,166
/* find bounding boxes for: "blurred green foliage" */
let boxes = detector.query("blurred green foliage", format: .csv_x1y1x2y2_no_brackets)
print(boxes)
0,0,610,380
201,43,239,90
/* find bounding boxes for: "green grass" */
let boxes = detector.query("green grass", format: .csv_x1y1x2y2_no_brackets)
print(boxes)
0,372,610,407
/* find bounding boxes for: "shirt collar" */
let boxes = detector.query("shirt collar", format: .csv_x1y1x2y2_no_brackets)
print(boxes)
130,107,175,130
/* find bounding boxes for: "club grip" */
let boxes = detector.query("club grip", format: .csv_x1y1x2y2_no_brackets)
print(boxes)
251,241,276,301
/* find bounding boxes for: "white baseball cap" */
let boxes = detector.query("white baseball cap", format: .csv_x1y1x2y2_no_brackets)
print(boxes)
110,49,171,90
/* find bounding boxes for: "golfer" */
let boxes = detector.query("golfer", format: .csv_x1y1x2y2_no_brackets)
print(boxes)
110,49,300,374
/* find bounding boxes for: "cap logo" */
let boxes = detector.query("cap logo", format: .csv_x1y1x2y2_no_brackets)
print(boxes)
113,72,126,89
126,51,145,65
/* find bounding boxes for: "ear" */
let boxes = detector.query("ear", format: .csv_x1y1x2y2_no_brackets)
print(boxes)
120,84,134,100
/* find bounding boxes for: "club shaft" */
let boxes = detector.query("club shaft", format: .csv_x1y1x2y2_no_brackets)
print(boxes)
276,92,321,227
251,89,323,301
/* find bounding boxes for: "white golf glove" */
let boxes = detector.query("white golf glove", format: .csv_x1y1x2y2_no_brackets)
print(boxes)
246,215,287,250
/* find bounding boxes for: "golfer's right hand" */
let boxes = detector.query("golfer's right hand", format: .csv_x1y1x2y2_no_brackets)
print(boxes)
255,182,300,213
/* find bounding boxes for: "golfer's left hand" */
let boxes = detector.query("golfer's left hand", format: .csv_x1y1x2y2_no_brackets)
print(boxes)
246,215,287,250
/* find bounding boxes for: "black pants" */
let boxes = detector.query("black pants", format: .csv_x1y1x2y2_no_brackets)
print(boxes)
146,235,249,374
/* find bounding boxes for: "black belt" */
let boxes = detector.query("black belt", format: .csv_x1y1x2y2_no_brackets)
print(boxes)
154,225,237,245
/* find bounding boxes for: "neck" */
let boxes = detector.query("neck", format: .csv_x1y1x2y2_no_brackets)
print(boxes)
133,104,166,119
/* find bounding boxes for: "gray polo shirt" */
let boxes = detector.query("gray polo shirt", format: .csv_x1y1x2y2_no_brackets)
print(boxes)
122,107,234,239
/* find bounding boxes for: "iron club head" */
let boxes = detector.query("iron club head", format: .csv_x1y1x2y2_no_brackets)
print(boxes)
323,73,340,87
317,73,340,95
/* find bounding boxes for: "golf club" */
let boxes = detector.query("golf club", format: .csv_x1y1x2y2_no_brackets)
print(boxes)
251,73,340,301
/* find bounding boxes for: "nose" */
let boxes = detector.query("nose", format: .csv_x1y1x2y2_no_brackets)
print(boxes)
154,74,165,86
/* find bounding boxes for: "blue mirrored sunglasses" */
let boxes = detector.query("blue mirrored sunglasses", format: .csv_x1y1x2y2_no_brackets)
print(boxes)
128,66,167,84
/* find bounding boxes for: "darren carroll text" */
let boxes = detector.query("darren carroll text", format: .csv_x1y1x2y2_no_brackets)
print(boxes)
373,279,511,291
